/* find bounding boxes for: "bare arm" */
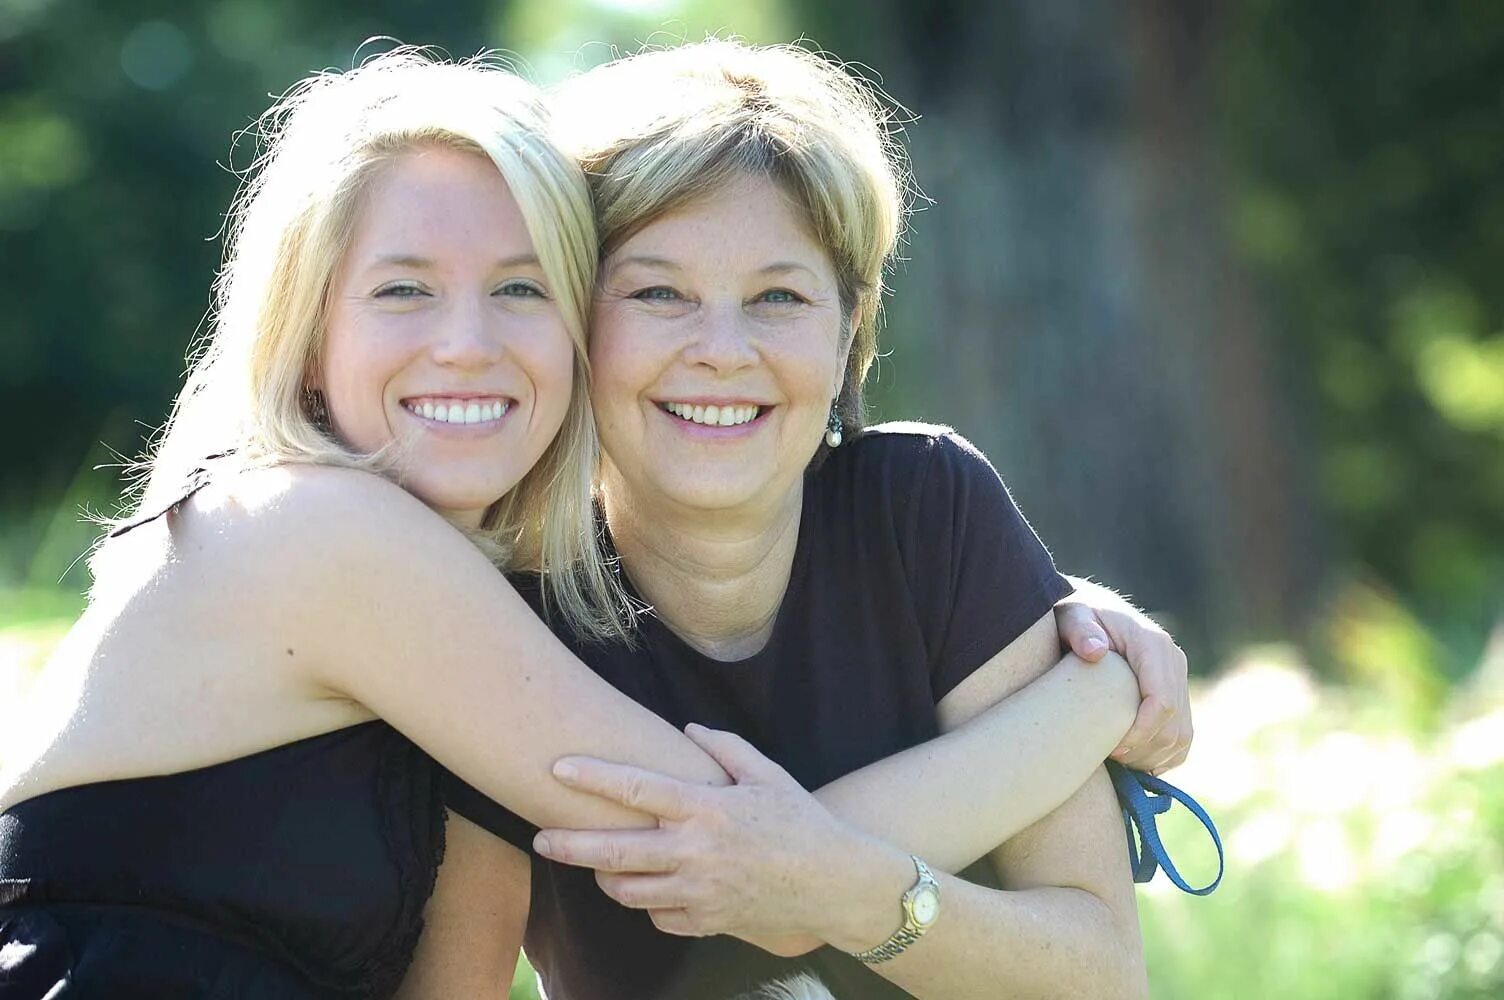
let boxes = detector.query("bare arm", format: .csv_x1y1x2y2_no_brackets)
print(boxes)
396,811,529,999
811,613,1147,997
813,613,1138,873
535,611,1146,995
280,468,1135,849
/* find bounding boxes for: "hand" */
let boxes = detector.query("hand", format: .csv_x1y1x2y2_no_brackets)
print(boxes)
1055,593,1192,774
532,724,872,954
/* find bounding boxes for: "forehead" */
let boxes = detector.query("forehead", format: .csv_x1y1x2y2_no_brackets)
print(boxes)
615,173,831,274
346,146,537,260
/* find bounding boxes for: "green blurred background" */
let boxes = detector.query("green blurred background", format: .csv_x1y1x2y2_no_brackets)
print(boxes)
2,0,1501,997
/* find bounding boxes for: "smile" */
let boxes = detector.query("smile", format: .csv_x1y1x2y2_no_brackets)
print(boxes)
660,401,764,427
402,395,512,425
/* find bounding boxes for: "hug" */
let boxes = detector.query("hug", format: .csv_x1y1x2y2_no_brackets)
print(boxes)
0,38,1207,1000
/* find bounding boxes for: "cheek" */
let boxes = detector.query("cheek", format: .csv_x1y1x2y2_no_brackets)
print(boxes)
586,319,651,417
528,321,582,422
319,321,404,447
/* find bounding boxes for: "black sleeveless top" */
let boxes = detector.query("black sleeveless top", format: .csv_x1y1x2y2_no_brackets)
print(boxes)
0,474,447,999
446,424,1074,999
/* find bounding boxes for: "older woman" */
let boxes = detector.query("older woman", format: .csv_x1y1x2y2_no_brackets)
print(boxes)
420,39,1181,1000
0,49,1178,999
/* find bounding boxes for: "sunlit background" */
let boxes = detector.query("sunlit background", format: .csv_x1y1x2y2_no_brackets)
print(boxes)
2,0,1502,997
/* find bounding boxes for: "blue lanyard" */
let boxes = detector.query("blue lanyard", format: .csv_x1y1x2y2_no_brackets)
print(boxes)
1105,761,1225,895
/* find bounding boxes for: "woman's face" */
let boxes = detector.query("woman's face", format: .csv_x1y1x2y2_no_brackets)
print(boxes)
590,172,850,517
320,146,576,526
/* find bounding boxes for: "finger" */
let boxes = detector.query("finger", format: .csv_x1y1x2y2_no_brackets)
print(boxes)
1111,695,1174,765
1054,602,1110,661
552,757,697,821
1157,720,1193,771
595,871,687,910
647,908,700,937
1133,709,1191,774
533,828,681,873
684,724,790,785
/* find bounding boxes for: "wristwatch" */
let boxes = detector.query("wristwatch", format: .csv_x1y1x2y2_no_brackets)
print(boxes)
848,855,941,964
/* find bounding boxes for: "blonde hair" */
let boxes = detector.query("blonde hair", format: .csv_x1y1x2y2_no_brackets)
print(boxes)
551,38,912,432
119,47,630,640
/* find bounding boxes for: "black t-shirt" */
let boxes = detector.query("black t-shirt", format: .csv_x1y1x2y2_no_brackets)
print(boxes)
445,423,1074,999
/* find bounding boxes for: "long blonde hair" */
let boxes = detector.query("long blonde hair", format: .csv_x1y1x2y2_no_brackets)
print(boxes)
552,38,913,432
118,47,630,640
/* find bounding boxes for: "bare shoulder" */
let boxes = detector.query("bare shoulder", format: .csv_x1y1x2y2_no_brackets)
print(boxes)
147,464,472,600
85,462,484,683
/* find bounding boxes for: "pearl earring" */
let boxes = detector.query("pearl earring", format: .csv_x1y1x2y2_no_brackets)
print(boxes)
825,404,843,448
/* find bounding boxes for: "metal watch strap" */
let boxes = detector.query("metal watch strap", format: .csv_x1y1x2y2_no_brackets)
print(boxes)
849,855,939,965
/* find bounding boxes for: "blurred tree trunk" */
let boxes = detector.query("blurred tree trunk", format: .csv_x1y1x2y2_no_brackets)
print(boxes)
805,0,1322,654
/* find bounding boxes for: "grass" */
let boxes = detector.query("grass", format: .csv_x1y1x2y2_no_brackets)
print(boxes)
3,598,1500,999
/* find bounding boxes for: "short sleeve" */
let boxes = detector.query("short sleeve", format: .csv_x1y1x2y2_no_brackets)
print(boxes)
892,429,1074,701
440,769,539,853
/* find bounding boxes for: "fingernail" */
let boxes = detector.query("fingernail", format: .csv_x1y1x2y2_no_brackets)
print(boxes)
685,722,705,735
1112,747,1130,758
533,834,552,855
553,760,578,781
1084,636,1107,654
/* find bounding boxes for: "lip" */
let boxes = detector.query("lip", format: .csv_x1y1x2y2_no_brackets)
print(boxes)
399,391,515,404
654,396,774,408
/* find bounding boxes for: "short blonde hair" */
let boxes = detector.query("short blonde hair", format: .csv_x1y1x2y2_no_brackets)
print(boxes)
552,38,912,431
123,47,630,640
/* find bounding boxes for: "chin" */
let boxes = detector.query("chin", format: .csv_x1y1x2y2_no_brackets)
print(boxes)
407,478,509,519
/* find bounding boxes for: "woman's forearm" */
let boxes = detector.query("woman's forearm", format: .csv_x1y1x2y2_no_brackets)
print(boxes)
815,769,1148,999
812,651,1138,872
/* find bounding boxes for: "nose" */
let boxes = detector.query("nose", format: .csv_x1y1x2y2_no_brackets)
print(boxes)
681,300,758,374
430,296,506,369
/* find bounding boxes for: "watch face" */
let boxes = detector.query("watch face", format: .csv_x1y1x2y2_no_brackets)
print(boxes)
911,885,940,926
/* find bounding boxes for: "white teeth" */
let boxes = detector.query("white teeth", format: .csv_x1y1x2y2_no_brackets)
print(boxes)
662,402,760,426
405,399,510,424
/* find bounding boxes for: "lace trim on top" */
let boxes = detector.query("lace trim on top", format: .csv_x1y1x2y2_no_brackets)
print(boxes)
361,729,448,999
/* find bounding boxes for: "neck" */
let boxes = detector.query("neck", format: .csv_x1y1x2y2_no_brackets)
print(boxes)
601,469,803,662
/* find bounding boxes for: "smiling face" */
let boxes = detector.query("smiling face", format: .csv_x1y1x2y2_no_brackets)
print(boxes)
590,172,852,518
319,146,576,526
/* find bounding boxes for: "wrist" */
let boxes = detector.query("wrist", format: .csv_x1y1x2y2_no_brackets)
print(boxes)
817,835,917,953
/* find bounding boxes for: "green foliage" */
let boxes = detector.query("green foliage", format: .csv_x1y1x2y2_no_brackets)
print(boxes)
1221,0,1504,656
1139,654,1504,999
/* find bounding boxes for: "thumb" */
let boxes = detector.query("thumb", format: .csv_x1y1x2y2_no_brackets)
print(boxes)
685,723,785,784
1056,602,1110,661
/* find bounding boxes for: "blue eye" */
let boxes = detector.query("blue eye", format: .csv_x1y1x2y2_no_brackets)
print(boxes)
758,289,805,305
497,279,548,299
375,282,428,299
632,286,681,302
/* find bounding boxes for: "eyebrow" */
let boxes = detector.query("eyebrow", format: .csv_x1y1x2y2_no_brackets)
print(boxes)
369,253,542,270
609,256,821,280
608,254,683,274
758,262,821,280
